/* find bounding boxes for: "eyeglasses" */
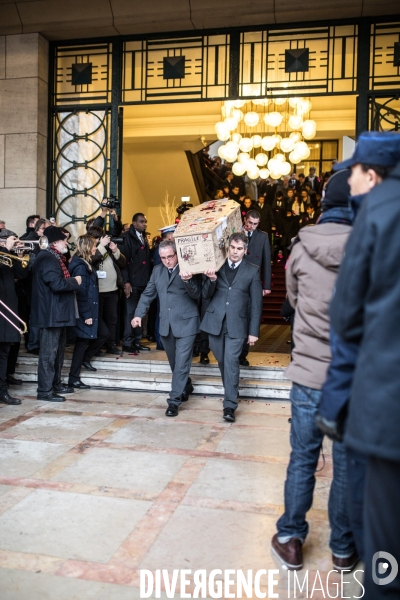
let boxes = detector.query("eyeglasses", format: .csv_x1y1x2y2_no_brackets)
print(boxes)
160,254,176,260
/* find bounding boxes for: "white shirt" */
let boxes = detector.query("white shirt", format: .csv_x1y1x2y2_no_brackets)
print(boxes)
136,230,145,244
227,258,242,269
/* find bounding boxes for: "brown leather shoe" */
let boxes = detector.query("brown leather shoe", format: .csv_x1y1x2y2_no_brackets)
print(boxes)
332,551,359,571
271,533,303,570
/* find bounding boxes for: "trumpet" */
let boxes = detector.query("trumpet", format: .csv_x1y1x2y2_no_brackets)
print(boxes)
0,300,28,334
12,236,49,252
0,251,30,268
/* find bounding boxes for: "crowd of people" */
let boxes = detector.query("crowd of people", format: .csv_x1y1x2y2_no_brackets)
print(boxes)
1,132,400,598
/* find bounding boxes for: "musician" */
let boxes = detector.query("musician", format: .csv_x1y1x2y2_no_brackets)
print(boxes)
0,230,28,405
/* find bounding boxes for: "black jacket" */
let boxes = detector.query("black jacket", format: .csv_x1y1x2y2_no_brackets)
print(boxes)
119,225,152,288
244,228,272,290
331,162,400,461
68,255,99,339
0,251,28,343
92,215,123,237
31,250,80,328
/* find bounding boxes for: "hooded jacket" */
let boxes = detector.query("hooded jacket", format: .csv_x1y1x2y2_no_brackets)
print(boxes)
285,222,351,389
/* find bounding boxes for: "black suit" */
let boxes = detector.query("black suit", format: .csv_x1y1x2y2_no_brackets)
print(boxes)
120,225,152,346
244,228,271,290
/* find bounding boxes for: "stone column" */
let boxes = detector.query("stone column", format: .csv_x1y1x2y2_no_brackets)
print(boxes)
0,33,48,236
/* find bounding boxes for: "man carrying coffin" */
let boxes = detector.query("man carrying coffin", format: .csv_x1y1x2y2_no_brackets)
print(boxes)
132,240,201,417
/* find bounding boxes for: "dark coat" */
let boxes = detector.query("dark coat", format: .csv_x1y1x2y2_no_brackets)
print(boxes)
135,264,201,337
281,214,299,248
201,260,262,338
30,250,80,328
244,228,272,290
119,225,152,288
68,255,99,339
330,162,400,461
92,215,123,237
0,251,28,343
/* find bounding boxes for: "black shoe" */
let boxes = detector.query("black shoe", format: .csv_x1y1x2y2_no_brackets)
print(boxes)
54,384,75,394
133,343,151,352
165,403,179,417
82,361,97,371
223,408,235,422
200,353,210,364
69,380,91,389
105,346,123,355
6,375,23,385
0,392,22,405
239,358,250,367
192,350,200,358
146,335,156,342
37,393,65,402
26,348,39,355
180,391,189,402
185,377,194,395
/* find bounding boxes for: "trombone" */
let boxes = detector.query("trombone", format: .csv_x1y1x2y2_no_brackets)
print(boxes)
0,300,28,334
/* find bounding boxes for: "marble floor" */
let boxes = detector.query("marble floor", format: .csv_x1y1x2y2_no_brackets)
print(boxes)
0,384,364,599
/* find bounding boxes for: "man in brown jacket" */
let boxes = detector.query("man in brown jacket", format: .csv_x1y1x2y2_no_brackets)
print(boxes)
271,170,359,572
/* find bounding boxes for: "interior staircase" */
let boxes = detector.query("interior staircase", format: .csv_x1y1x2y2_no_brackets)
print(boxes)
15,351,291,400
263,259,287,324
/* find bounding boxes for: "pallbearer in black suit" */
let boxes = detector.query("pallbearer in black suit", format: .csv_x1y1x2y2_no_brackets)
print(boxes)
239,209,272,366
201,233,263,422
132,240,201,417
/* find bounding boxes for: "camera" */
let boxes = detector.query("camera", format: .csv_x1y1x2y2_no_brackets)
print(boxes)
176,196,193,216
102,195,121,210
110,237,124,245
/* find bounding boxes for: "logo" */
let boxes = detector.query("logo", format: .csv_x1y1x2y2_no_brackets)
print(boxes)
372,551,398,586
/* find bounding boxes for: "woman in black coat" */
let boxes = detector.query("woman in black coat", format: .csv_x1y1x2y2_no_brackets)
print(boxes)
67,235,107,389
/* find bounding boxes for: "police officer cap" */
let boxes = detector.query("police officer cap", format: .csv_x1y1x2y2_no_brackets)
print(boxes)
334,131,400,171
158,224,176,234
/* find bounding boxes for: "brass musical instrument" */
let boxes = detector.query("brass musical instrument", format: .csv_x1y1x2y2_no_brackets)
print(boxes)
0,251,30,268
14,236,49,252
0,300,28,334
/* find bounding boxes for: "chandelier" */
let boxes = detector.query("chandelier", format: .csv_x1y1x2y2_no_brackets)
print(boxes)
215,97,317,180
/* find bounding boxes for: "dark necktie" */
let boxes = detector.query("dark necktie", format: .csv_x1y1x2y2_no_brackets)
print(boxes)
230,264,236,270
168,268,174,278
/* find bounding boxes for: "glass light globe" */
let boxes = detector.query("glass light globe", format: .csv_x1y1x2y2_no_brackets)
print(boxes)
252,134,262,148
289,131,302,142
246,158,257,170
274,97,286,106
218,145,227,159
238,152,250,164
232,109,244,122
239,137,253,152
224,100,236,109
275,153,285,162
231,133,242,144
272,134,282,146
298,99,312,114
224,117,239,131
288,114,303,130
265,112,283,127
289,151,302,164
261,136,276,151
253,98,270,106
268,158,280,173
289,97,300,109
225,141,239,154
247,168,260,180
302,147,311,159
294,141,310,159
217,131,230,141
225,152,238,163
255,153,268,166
215,121,228,134
259,168,270,179
232,162,247,176
221,105,233,118
244,111,260,127
270,171,282,181
280,161,292,176
233,99,246,108
280,137,295,153
302,119,317,139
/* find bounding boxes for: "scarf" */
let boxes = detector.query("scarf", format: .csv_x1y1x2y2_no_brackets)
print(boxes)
318,206,354,226
47,246,70,278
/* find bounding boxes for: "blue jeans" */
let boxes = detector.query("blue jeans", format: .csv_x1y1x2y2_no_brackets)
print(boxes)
277,383,356,557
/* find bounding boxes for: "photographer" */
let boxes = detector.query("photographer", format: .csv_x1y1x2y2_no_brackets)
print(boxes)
91,199,122,237
87,226,126,355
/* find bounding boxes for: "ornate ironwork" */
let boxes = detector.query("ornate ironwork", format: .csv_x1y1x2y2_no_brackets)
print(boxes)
370,96,400,131
239,25,358,97
53,43,112,106
370,22,400,91
50,109,111,239
122,34,230,102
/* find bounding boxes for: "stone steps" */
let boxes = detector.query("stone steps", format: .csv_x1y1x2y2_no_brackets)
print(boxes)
16,355,291,400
